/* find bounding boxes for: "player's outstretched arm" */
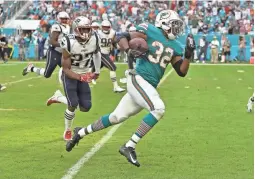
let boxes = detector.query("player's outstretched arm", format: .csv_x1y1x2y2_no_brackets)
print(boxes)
171,36,195,77
62,49,80,80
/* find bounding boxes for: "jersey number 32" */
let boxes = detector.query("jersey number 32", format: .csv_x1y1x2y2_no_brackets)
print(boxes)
148,41,173,68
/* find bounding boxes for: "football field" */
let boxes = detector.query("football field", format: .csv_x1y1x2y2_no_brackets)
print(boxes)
0,62,253,179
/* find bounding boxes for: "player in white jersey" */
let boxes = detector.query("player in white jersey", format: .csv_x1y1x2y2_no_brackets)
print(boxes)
91,20,125,92
247,93,254,112
60,16,101,141
22,11,71,79
91,22,100,32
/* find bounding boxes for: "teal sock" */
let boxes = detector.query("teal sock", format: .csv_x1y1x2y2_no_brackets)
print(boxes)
91,114,112,132
126,113,158,148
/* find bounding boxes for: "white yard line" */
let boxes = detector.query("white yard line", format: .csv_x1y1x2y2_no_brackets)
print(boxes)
3,72,57,86
61,68,174,179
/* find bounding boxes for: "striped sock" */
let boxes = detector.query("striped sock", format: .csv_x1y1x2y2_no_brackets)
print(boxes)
64,109,75,130
126,113,158,148
78,115,112,137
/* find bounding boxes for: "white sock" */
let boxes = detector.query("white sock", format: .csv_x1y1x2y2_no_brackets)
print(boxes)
78,124,93,137
33,67,45,76
39,68,45,76
64,109,75,130
125,134,141,149
57,96,68,105
110,71,118,88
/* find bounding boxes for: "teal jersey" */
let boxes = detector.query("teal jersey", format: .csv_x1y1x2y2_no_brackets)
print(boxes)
135,23,183,88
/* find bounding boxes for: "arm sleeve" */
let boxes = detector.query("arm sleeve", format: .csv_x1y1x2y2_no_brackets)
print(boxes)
93,51,101,74
51,24,62,33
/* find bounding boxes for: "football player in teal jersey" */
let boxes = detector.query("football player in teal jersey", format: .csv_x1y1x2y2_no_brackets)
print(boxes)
66,10,195,167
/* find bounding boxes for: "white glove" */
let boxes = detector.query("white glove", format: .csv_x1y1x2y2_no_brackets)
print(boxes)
125,69,136,77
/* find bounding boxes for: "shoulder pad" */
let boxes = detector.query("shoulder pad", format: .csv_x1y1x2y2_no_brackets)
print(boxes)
60,35,71,53
51,24,62,32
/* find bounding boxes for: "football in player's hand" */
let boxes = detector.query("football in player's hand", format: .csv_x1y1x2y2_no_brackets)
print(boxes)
128,38,148,54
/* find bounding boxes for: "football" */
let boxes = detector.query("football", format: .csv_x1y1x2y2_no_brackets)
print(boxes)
128,38,148,53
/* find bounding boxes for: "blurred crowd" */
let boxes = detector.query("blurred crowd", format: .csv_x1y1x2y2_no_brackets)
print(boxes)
0,0,254,62
19,0,253,35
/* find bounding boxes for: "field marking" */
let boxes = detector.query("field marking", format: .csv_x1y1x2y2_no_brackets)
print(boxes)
3,72,57,86
216,86,221,89
2,61,254,66
237,70,245,73
61,68,174,179
184,86,190,89
0,108,29,111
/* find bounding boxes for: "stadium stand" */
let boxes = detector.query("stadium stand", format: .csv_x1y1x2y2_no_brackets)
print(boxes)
0,0,254,62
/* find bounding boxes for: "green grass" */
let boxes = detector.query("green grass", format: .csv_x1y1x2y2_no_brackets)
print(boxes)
0,62,253,179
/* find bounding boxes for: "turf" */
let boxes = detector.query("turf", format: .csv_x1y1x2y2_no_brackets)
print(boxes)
0,62,253,179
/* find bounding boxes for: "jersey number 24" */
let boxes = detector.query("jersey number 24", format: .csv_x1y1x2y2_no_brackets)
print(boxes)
148,41,173,68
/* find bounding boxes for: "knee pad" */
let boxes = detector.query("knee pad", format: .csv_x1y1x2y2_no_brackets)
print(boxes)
109,113,128,124
151,108,165,120
79,101,92,112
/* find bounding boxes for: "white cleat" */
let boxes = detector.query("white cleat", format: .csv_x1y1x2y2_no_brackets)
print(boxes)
114,86,125,93
63,129,72,141
247,103,253,112
120,78,127,84
22,63,34,76
0,84,6,91
46,90,63,106
92,79,97,85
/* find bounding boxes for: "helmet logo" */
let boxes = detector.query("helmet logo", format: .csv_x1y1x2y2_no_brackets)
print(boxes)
160,12,171,20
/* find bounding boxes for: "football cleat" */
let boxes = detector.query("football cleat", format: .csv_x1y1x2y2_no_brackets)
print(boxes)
92,79,97,85
119,145,140,167
114,86,125,93
46,90,63,106
0,84,6,91
66,127,83,152
22,63,34,76
63,129,72,141
247,103,253,112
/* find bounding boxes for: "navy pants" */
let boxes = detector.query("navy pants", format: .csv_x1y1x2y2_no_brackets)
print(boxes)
62,73,92,111
44,49,62,78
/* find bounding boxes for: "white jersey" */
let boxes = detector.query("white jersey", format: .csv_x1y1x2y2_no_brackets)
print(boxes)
51,24,71,53
97,29,115,55
60,32,99,74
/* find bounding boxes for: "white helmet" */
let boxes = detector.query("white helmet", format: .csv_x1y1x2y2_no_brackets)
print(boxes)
91,22,100,31
101,20,111,34
73,16,92,41
155,10,184,39
57,11,70,25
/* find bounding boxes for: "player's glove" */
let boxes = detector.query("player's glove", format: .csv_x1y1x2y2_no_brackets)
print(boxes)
184,37,196,59
125,69,137,77
126,48,146,58
80,72,99,83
